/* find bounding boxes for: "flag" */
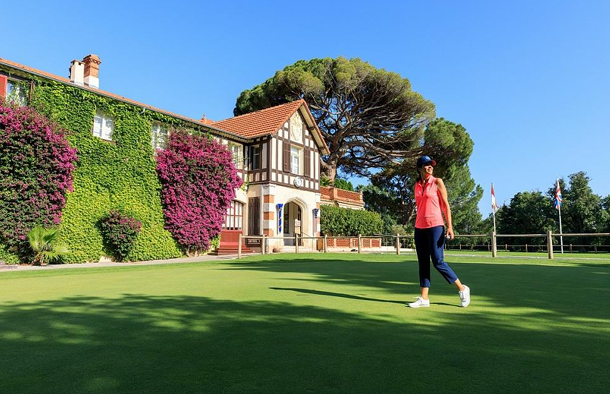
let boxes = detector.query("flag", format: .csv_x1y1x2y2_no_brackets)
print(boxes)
491,183,498,213
554,179,562,210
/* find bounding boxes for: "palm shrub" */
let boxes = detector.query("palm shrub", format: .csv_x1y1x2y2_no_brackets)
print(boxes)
99,211,142,261
27,226,70,265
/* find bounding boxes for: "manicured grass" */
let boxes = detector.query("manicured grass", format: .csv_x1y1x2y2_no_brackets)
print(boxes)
1,253,608,393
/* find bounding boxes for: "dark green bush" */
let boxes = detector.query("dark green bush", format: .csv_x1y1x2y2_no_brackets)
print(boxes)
99,210,142,261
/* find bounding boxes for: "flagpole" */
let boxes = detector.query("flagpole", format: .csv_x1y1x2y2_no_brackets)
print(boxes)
491,183,497,235
558,203,564,254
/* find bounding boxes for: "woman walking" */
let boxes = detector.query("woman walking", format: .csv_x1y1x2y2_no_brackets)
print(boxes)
408,155,470,308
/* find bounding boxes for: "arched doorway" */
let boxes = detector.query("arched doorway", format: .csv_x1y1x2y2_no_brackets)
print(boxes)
283,201,303,246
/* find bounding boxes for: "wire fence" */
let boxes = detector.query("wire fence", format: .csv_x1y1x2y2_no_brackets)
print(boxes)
237,232,610,259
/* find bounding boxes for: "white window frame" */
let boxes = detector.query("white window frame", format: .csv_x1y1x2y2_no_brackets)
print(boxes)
151,123,169,150
229,143,243,169
92,111,114,141
290,146,301,174
6,79,27,107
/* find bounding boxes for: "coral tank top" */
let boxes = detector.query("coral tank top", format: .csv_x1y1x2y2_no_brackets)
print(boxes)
414,176,446,229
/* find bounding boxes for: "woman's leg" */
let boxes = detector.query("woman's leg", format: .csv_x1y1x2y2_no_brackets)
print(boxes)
428,226,461,289
414,228,431,299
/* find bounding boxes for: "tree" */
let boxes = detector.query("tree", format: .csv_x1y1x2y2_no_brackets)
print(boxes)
234,57,435,180
496,191,556,245
362,119,482,233
549,172,609,246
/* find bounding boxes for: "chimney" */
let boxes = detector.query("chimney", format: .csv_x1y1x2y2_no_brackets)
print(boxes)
82,54,101,89
69,60,84,85
200,115,215,125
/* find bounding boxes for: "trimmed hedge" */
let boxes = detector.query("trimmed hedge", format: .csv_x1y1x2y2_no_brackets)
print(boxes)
320,205,383,236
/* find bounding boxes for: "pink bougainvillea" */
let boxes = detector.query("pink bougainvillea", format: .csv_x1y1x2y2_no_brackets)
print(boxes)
156,130,242,252
0,104,78,250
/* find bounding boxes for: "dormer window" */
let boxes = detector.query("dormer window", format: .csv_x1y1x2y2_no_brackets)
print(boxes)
92,111,113,141
151,123,169,150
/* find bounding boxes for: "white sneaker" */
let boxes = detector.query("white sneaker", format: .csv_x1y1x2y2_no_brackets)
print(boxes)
408,297,430,308
459,285,471,307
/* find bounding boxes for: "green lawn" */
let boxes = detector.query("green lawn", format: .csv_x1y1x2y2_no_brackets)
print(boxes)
1,253,608,394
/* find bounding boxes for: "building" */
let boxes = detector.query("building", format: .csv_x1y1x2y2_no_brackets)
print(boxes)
0,54,328,261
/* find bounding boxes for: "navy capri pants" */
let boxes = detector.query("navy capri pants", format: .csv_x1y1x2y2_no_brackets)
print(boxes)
414,225,458,288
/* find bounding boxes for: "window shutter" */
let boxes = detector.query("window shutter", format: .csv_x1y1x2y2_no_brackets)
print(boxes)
304,149,310,177
283,142,291,172
0,75,7,99
248,197,261,235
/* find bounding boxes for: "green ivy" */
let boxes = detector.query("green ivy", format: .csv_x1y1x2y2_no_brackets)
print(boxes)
9,77,205,262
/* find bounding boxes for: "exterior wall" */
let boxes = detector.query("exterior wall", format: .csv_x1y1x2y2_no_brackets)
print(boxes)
319,186,365,210
265,111,320,191
255,184,320,249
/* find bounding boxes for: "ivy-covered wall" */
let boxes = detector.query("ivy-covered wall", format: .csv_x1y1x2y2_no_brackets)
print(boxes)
18,77,201,262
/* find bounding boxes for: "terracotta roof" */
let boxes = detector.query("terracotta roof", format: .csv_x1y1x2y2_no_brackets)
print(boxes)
212,100,305,138
212,100,330,154
0,56,248,142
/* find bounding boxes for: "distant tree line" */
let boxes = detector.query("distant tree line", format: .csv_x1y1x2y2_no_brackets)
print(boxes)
483,172,610,247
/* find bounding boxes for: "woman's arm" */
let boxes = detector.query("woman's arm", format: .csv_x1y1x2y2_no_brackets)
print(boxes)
436,178,454,239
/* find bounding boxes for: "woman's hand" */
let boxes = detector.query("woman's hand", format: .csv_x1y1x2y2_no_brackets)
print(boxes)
446,227,455,240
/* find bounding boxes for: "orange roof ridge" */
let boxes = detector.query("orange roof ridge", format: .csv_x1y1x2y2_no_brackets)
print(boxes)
216,99,305,123
212,99,305,139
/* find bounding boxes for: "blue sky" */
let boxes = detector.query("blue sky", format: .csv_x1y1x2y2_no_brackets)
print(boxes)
3,0,609,217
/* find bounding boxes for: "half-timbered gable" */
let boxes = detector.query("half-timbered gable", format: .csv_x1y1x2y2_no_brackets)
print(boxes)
212,100,329,252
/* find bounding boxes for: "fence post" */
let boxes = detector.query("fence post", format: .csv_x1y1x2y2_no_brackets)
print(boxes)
547,230,554,259
570,244,573,253
323,235,328,253
396,234,400,255
262,234,266,255
358,234,362,254
491,231,497,258
238,234,242,259
295,235,299,254
525,244,528,253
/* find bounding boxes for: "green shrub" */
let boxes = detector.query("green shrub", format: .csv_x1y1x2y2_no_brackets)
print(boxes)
320,206,383,236
99,211,142,261
27,226,70,265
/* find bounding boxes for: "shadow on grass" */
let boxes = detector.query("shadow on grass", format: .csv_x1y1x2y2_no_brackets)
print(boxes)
270,287,406,305
224,255,610,319
1,293,608,394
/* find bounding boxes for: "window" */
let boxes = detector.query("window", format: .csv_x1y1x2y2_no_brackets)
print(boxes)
290,146,301,174
223,201,244,230
251,146,261,170
151,123,169,150
92,111,114,141
229,143,243,169
6,80,27,106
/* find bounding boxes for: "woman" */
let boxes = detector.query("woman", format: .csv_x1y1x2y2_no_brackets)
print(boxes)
408,155,470,308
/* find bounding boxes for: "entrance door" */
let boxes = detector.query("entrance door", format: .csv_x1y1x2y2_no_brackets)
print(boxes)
283,202,302,246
